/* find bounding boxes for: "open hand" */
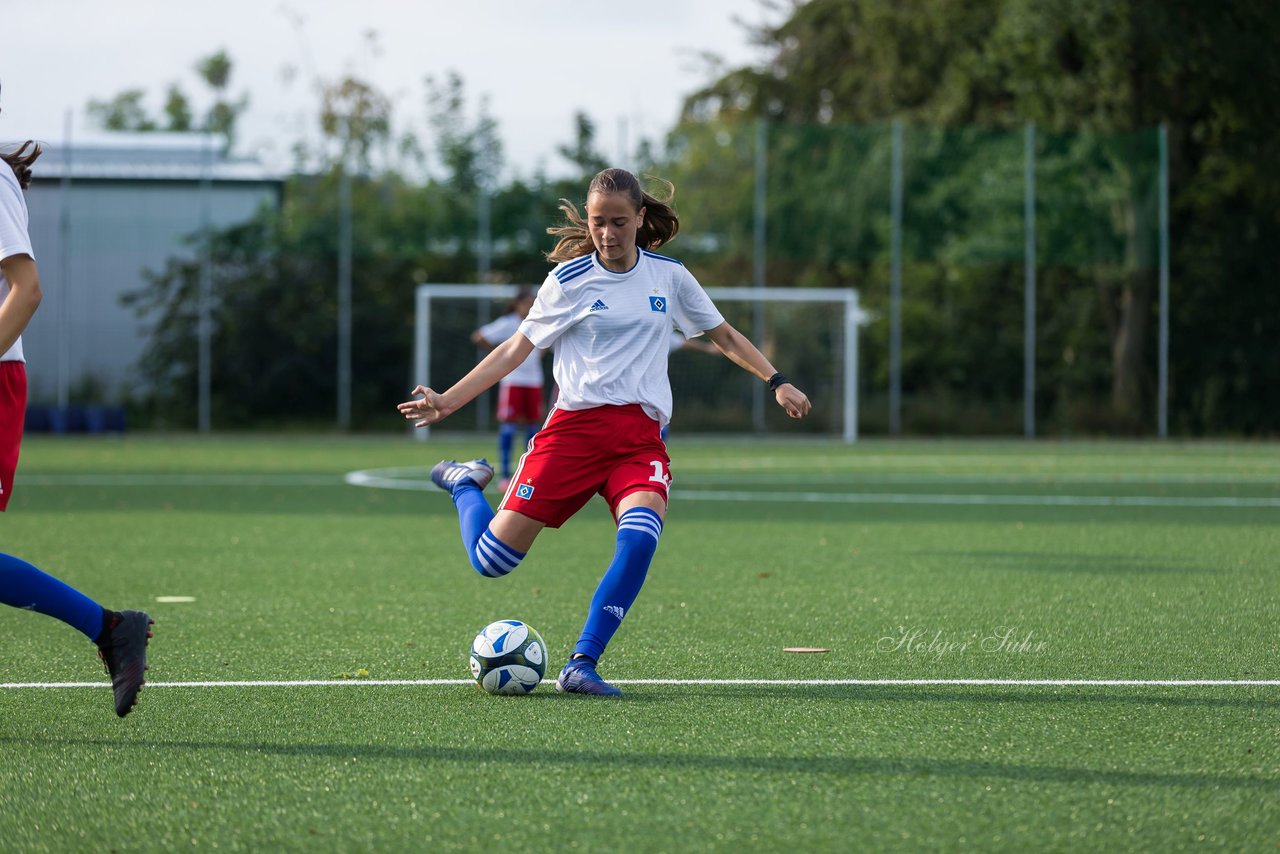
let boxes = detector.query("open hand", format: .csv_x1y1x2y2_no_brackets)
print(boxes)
397,385,451,427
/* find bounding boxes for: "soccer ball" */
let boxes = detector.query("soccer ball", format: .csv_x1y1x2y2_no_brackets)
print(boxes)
469,619,547,695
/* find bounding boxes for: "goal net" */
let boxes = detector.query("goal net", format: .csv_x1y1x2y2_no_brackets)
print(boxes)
413,283,864,441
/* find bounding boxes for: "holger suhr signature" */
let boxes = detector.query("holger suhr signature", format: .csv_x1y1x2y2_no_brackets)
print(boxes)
877,626,1049,660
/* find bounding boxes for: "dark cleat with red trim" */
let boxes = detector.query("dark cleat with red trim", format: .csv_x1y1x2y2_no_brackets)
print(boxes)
97,610,154,718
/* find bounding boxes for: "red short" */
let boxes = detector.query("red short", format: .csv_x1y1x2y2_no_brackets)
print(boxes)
0,361,27,512
497,384,545,424
498,404,671,528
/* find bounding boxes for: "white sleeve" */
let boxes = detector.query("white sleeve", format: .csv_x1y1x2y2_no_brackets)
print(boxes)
519,274,576,349
0,170,33,263
476,313,518,345
669,267,723,338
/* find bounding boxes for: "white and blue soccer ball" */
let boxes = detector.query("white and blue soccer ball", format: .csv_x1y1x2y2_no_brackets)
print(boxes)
469,619,546,695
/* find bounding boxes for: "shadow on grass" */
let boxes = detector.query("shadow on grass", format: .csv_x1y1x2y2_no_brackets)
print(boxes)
0,733,1273,792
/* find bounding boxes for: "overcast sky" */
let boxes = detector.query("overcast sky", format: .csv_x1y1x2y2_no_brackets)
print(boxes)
2,0,777,177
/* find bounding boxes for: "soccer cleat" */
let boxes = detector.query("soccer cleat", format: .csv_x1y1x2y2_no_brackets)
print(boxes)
555,658,623,697
430,459,494,493
96,610,154,718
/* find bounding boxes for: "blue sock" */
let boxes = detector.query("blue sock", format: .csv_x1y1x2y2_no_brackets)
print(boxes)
498,424,516,478
573,507,663,662
0,552,105,642
524,425,538,449
451,483,526,578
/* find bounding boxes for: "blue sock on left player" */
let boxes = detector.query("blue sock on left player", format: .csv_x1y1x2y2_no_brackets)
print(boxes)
573,506,663,662
450,483,526,578
0,552,106,641
498,423,516,478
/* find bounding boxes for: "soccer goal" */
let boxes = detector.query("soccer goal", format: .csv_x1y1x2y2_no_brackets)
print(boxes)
413,283,866,441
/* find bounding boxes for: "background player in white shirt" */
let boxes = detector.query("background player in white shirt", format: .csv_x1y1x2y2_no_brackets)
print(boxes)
399,168,810,695
470,289,546,491
0,93,153,717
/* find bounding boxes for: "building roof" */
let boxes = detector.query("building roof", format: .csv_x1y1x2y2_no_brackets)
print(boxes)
14,132,283,183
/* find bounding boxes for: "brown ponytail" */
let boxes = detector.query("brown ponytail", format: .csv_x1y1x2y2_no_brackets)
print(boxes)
1,141,41,190
546,168,681,263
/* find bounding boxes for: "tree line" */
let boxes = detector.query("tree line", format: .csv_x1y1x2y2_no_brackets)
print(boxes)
111,0,1278,435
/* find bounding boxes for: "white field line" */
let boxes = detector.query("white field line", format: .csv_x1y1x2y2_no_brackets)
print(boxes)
344,469,1280,507
18,469,1280,508
3,678,1279,689
22,474,339,486
672,490,1280,508
681,472,1280,485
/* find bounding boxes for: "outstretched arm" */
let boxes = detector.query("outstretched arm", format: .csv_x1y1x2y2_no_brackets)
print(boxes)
398,331,536,427
0,254,42,356
679,337,720,355
702,321,811,420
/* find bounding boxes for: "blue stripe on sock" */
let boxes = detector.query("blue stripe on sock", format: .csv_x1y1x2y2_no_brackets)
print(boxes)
617,507,663,543
473,530,525,578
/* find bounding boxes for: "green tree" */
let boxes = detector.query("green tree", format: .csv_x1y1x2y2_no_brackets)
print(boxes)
320,76,393,170
87,89,157,131
119,71,557,429
162,84,193,131
86,50,247,149
670,0,1280,434
423,72,505,272
195,49,248,150
557,112,608,179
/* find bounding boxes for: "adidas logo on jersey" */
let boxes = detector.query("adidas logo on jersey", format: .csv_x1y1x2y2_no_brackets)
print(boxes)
589,299,609,312
602,605,626,621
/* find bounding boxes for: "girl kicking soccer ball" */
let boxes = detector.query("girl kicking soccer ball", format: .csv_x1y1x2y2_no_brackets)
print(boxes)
399,168,809,695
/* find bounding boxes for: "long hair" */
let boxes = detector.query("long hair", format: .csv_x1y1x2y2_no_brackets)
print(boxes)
546,168,680,263
1,141,42,190
0,84,42,190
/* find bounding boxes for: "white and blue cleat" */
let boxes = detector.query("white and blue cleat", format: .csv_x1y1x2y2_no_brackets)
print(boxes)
430,459,495,493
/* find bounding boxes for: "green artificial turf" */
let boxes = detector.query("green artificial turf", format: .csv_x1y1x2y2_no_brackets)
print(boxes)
0,435,1276,851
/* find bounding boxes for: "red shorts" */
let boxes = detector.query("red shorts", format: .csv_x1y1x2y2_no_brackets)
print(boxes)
497,385,545,424
498,404,671,528
0,361,27,512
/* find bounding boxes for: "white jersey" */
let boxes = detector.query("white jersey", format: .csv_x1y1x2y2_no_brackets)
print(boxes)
0,167,33,363
519,249,725,427
476,312,544,388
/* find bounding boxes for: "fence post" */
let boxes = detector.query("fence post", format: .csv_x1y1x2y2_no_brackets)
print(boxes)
889,121,904,435
1158,125,1170,438
198,132,214,433
337,161,353,432
1024,122,1037,439
752,116,767,433
57,110,73,411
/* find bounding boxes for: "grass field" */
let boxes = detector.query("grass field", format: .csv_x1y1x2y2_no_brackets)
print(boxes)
1,434,1277,852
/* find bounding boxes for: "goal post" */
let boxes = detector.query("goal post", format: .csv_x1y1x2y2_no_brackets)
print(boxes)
413,283,866,442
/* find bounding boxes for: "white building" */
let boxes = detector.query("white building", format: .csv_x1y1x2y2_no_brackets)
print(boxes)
21,132,283,407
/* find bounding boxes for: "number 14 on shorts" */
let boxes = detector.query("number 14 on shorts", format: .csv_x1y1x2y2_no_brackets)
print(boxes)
648,461,670,489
